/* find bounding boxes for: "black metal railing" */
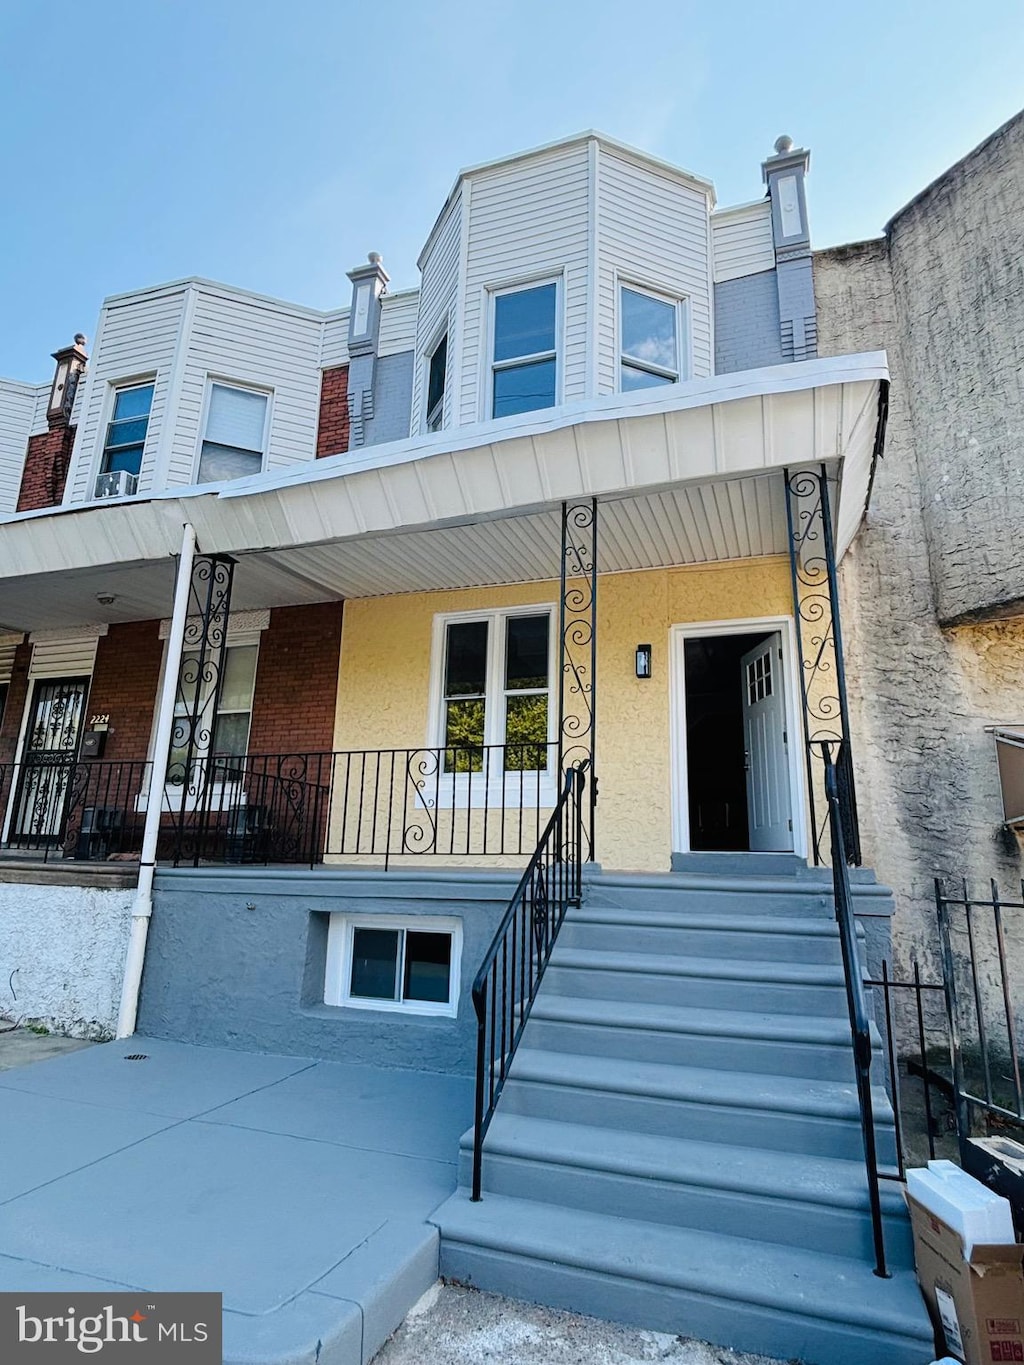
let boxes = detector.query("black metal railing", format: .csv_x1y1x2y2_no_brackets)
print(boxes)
821,743,888,1277
936,877,1024,1148
0,759,152,861
470,760,590,1200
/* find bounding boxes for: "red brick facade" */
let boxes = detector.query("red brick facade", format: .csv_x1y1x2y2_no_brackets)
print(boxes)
0,641,32,764
248,602,344,755
315,366,350,458
16,424,76,511
86,621,165,761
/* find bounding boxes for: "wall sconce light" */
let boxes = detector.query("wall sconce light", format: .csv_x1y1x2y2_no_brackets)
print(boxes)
635,644,652,679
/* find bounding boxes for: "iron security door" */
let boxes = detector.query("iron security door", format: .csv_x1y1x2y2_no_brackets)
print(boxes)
740,635,792,852
11,676,90,843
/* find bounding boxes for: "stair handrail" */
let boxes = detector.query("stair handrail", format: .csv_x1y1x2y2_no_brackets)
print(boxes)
470,760,590,1201
821,741,889,1278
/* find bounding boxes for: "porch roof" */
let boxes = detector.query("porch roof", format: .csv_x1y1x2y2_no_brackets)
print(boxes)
0,354,887,633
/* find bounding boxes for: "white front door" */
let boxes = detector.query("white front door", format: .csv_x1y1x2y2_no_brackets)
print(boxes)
740,634,792,852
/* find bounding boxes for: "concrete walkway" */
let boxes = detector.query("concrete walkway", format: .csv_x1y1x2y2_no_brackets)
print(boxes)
0,1036,472,1364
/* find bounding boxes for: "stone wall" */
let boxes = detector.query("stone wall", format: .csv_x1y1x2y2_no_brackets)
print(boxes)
0,876,134,1037
814,158,1024,975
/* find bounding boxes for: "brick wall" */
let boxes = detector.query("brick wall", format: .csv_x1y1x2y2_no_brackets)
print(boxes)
16,424,76,511
0,640,32,764
86,621,165,761
248,603,344,755
316,366,350,458
713,273,784,374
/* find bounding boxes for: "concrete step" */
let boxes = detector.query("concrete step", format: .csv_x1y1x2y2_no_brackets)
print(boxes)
583,869,893,920
435,1191,935,1365
545,946,849,1015
560,907,846,963
461,1114,915,1267
523,993,866,1080
501,1047,897,1162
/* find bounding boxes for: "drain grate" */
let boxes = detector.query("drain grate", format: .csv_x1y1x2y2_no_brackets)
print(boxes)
123,1053,149,1061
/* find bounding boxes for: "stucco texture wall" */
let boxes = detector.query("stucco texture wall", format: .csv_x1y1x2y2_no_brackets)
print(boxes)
334,559,793,873
814,234,1024,977
0,882,133,1037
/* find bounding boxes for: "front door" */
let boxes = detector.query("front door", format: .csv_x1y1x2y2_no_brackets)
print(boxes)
10,676,90,844
740,634,792,852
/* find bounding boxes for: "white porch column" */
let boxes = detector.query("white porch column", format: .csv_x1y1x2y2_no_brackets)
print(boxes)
116,521,196,1038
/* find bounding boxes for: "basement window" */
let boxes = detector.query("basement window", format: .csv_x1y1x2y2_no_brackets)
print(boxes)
324,915,461,1017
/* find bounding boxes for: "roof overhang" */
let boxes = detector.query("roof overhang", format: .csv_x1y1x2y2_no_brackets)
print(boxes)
0,354,888,632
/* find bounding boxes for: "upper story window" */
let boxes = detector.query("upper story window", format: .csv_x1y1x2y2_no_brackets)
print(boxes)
197,383,268,484
426,334,447,432
491,282,558,418
102,383,154,477
620,285,681,390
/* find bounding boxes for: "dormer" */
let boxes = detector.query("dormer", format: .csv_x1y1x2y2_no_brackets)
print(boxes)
411,133,716,434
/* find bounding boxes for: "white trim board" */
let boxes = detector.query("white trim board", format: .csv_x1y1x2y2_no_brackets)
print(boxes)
668,615,808,860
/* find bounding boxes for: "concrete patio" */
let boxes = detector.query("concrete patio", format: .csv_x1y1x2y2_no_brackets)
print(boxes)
0,1035,472,1364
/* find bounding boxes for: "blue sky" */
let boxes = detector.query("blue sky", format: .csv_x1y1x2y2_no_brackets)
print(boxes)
1,0,1021,380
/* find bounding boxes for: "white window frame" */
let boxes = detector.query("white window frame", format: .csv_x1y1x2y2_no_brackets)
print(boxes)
193,377,272,486
616,278,691,391
487,276,562,421
426,603,557,808
422,322,449,434
139,628,263,813
96,375,157,484
324,913,462,1018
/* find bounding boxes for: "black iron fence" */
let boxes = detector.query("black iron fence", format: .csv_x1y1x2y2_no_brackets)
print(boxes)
0,743,565,868
470,761,590,1200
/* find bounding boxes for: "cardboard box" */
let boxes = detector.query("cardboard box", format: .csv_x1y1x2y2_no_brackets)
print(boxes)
908,1192,1024,1364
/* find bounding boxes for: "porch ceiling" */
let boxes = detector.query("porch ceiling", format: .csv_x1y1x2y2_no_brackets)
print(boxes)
0,354,886,632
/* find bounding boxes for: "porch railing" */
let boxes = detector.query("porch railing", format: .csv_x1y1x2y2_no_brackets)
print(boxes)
470,760,589,1200
0,743,564,868
820,742,889,1277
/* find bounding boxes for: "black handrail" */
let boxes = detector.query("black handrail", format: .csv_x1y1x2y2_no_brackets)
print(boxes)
821,742,889,1278
470,761,589,1201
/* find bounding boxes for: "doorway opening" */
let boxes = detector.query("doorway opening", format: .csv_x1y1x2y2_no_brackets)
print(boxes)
681,630,794,854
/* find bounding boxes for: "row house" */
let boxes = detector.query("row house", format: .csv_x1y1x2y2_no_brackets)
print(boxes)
6,116,1022,1362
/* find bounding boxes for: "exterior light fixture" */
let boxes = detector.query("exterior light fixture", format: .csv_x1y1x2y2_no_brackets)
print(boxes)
635,644,652,678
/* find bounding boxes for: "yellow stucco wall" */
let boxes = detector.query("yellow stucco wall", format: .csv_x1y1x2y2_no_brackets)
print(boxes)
334,557,794,872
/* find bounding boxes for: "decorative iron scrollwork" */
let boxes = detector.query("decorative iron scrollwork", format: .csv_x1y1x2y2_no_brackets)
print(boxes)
558,499,597,859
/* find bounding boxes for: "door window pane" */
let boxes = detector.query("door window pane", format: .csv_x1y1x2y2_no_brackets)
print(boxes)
494,284,556,362
350,928,400,999
493,358,557,418
404,932,452,1003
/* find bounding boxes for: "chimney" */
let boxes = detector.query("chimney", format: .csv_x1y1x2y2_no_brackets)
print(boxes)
46,333,88,429
762,137,816,362
345,252,389,447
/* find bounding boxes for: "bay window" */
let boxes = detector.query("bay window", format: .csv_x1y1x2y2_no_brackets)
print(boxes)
619,284,683,390
491,281,558,418
197,382,268,484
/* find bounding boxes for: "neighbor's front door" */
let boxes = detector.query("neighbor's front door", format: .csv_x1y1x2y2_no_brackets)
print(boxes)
11,676,90,843
740,635,792,852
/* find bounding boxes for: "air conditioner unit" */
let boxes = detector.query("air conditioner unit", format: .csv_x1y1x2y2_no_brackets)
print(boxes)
94,469,138,499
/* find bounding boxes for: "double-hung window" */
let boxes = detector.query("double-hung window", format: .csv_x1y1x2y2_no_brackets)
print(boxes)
425,334,447,432
102,383,154,477
620,285,682,390
197,382,268,484
491,282,558,418
167,642,258,789
435,608,553,794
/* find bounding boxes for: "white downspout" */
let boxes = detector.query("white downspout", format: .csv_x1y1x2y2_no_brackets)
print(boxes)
116,521,197,1039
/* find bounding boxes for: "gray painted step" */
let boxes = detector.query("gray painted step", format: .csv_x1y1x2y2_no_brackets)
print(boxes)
560,908,845,963
461,1114,915,1267
435,1191,934,1365
545,946,848,1014
524,993,864,1079
501,1047,897,1162
584,870,893,919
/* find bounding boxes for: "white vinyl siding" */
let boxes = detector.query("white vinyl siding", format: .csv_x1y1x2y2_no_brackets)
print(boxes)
378,292,419,357
595,147,713,393
459,143,590,424
320,310,350,368
712,201,775,283
28,633,101,678
64,285,187,504
412,189,462,435
0,380,41,513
